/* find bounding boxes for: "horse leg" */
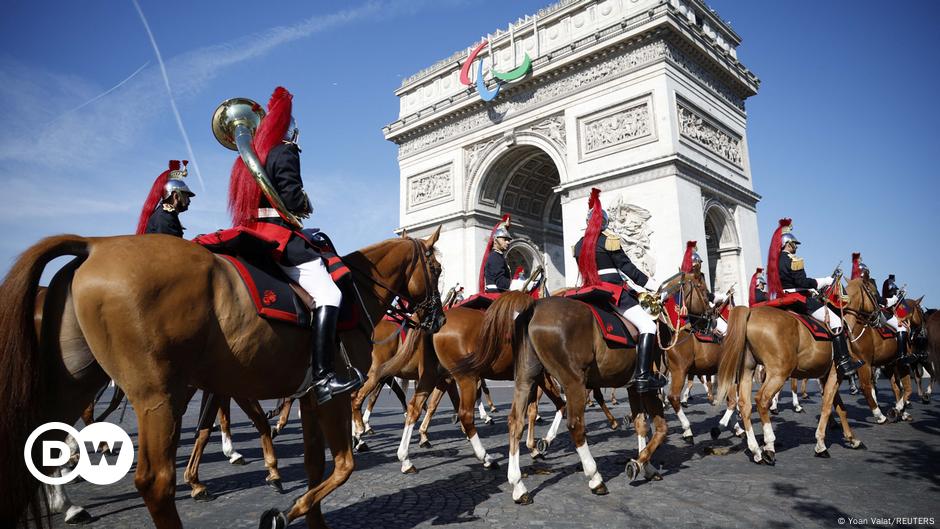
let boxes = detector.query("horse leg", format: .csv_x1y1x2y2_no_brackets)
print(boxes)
667,366,693,443
529,378,566,459
680,376,693,406
236,397,283,493
182,418,215,501
801,378,809,399
131,394,186,529
704,375,715,404
755,370,786,464
507,375,536,504
457,375,497,469
397,368,436,473
216,397,244,465
272,398,293,438
593,387,620,430
899,373,913,421
350,371,381,444
791,379,804,413
388,377,409,414
637,391,667,480
854,362,887,424
832,390,865,450
45,471,92,525
476,383,494,425
563,384,606,494
813,369,841,457
481,379,497,413
525,386,543,453
418,384,446,448
737,369,765,464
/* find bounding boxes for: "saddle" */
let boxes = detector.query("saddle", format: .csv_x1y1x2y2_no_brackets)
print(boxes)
193,227,357,329
452,292,501,312
562,286,638,347
751,294,833,341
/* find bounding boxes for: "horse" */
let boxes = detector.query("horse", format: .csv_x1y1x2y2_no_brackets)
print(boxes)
660,273,740,443
0,229,444,529
884,297,926,419
476,286,673,504
714,285,866,464
926,310,940,397
843,279,922,422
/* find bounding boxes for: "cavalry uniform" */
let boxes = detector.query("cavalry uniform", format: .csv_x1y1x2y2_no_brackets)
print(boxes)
749,267,768,306
145,205,185,237
228,86,360,404
768,219,863,376
575,188,662,393
679,241,728,334
853,255,910,364
136,160,194,237
483,249,511,293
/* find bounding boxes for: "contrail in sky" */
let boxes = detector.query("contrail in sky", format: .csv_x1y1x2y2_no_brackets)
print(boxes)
131,0,205,192
56,61,150,119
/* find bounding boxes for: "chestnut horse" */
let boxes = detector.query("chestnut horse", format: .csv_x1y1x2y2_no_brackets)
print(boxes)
714,290,866,465
661,273,739,443
477,289,671,504
0,230,444,529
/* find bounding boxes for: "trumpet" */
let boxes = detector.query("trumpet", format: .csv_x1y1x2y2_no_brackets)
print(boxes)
638,291,663,317
211,97,304,230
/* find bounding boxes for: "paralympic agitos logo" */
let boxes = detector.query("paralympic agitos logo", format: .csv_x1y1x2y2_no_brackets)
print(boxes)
460,40,532,102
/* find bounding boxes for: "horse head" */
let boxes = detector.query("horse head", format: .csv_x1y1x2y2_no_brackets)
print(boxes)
844,278,879,315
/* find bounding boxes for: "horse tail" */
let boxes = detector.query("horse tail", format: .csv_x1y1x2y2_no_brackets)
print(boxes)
452,291,535,376
714,305,750,406
0,235,89,528
374,323,425,382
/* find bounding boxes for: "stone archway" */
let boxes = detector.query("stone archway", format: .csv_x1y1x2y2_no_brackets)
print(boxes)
703,201,741,293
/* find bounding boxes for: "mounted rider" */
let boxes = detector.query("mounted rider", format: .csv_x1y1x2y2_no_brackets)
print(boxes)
749,267,768,306
136,160,195,237
680,240,730,335
480,215,513,294
574,188,663,393
767,218,863,376
227,86,361,404
852,253,912,365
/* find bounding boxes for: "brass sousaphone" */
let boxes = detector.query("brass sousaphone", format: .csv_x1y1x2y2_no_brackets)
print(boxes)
211,97,305,229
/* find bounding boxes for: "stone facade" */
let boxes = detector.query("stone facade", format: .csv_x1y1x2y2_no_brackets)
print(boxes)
385,0,763,303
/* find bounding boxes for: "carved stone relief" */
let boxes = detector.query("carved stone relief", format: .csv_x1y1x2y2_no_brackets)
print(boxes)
607,196,656,276
677,101,743,166
579,96,654,159
527,115,566,154
407,165,453,210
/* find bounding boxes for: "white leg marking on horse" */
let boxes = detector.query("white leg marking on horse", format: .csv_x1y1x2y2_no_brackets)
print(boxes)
398,422,415,472
895,398,905,412
545,410,563,443
762,422,776,452
871,388,879,406
719,408,734,428
468,433,494,466
64,505,87,523
733,422,745,436
815,438,827,454
745,426,762,461
637,434,647,455
362,409,371,424
478,401,490,422
575,443,603,490
508,449,528,501
221,430,243,463
792,390,800,408
677,408,692,437
873,408,887,423
770,392,778,411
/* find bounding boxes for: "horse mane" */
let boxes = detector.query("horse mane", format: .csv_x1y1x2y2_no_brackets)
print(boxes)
452,291,535,376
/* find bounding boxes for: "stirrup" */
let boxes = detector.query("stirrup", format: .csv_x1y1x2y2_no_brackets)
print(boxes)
836,358,864,377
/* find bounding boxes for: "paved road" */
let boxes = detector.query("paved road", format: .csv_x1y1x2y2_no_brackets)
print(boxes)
51,380,939,529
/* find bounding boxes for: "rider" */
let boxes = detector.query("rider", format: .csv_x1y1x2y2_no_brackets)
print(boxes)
680,241,729,335
136,160,195,237
574,188,663,393
228,86,361,404
852,255,912,365
480,216,512,294
749,267,768,306
767,219,864,376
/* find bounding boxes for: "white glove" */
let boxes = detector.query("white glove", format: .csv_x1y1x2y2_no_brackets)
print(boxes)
713,292,726,304
509,278,526,291
815,276,834,288
885,295,898,306
644,277,661,292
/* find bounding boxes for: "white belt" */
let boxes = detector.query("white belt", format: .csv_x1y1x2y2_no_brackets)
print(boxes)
485,284,499,290
598,268,618,275
257,208,280,219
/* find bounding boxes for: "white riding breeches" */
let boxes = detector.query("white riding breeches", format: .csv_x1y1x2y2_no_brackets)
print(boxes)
278,258,342,308
885,315,901,332
715,316,728,334
810,305,843,332
622,305,657,335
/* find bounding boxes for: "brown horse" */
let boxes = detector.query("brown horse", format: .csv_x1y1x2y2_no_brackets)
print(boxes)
926,310,940,392
0,230,444,529
662,273,739,443
884,297,926,419
714,295,866,464
476,291,670,504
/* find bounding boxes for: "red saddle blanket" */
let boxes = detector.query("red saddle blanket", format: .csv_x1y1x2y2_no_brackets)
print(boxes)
452,292,501,312
788,313,833,341
693,331,721,344
193,227,355,329
751,296,833,341
562,286,637,347
876,326,897,340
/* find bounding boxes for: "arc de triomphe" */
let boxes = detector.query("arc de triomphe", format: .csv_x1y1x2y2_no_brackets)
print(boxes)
384,0,763,303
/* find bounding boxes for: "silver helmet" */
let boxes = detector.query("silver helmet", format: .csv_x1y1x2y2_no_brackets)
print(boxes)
781,231,800,246
585,209,609,229
691,251,703,266
756,274,767,288
493,226,512,240
283,116,300,144
164,178,195,199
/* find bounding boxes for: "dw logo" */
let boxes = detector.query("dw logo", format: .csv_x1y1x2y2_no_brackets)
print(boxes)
24,422,134,485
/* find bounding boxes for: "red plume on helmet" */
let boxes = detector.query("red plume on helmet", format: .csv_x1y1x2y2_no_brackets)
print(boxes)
228,87,294,227
851,252,862,280
478,214,511,292
136,160,179,235
577,188,604,286
766,218,792,299
749,266,764,306
680,241,697,273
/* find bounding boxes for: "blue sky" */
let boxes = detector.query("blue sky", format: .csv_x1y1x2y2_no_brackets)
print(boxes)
0,0,937,303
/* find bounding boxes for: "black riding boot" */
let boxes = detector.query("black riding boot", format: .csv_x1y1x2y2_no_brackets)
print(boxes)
293,306,363,404
832,329,864,377
632,333,665,394
895,331,914,365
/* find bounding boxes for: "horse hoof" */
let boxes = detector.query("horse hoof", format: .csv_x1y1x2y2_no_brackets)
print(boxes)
609,420,620,431
536,438,550,453
364,427,375,436
535,415,544,424
484,460,499,470
531,451,545,460
484,417,494,425
419,439,432,449
847,439,866,450
626,460,640,481
258,508,288,529
644,464,663,481
794,406,805,414
591,482,609,495
402,465,419,474
680,401,689,408
762,451,776,466
355,442,370,453
193,489,216,502
815,449,831,459
902,413,913,422
709,427,721,440
489,406,498,413
770,408,779,416
230,456,246,466
270,429,279,440
515,492,533,505
682,434,694,445
65,509,94,525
